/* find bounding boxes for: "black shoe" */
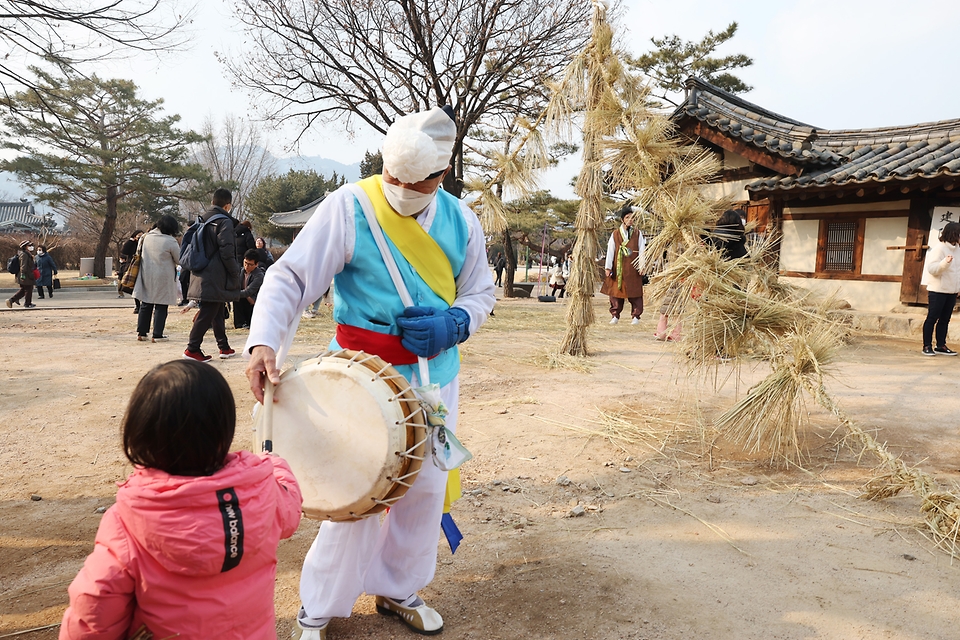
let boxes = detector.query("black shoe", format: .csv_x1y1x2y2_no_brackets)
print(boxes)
934,346,957,356
922,346,936,356
24,303,36,308
37,294,44,299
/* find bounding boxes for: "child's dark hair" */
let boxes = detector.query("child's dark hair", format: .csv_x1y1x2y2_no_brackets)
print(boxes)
939,222,960,245
122,360,236,476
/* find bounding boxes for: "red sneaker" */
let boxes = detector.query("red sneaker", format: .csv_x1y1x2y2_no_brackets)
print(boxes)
183,349,212,362
219,348,237,359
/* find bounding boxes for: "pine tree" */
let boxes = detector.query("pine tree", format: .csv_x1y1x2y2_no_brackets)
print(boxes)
0,64,209,278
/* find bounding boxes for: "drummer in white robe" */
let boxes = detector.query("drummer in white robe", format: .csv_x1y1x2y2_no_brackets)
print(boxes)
244,105,495,639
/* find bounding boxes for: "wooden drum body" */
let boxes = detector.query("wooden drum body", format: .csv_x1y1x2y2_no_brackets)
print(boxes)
254,350,427,521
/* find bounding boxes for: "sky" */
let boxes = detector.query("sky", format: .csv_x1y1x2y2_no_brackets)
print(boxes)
77,0,960,200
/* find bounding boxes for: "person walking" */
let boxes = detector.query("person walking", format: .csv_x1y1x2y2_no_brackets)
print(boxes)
493,251,506,286
133,215,181,343
601,204,646,325
235,220,257,264
6,239,37,308
233,249,265,329
921,221,960,356
183,188,241,362
118,229,144,312
244,106,495,640
34,245,58,299
548,256,566,298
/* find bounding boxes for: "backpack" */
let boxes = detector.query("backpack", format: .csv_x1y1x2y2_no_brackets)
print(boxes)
180,213,229,273
6,254,19,275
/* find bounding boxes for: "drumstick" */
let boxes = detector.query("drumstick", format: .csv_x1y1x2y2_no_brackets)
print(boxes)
262,377,275,453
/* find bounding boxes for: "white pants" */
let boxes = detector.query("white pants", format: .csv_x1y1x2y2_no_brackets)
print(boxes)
300,377,459,619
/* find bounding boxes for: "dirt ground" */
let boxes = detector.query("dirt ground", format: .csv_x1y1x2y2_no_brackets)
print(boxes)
2,291,960,640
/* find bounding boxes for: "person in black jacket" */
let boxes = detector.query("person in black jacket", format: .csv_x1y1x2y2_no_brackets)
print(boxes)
235,220,257,264
234,249,265,329
183,188,241,362
708,209,748,260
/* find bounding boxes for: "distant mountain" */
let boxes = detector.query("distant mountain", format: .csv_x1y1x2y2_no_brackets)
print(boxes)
274,155,360,182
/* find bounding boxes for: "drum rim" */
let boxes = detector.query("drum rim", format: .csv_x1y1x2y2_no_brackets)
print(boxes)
307,349,428,521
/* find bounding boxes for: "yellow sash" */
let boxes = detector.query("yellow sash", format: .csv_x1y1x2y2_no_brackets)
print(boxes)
357,176,456,306
356,176,462,509
443,468,461,513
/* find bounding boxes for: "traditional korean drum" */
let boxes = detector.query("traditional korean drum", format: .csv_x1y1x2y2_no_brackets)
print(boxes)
253,350,428,521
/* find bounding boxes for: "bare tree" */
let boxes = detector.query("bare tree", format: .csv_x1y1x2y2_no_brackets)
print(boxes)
0,1,192,92
185,115,277,220
225,0,590,196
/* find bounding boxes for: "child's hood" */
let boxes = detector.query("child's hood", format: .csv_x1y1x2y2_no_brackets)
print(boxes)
113,451,278,576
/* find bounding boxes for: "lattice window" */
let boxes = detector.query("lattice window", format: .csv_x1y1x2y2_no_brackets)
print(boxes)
822,220,857,272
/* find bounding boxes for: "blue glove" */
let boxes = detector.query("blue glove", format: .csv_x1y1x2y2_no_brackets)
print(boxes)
396,306,471,358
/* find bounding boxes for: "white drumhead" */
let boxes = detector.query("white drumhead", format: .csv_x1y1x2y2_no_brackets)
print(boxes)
260,354,410,520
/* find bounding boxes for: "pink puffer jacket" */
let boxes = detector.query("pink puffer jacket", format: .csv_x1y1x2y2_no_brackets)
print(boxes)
60,451,302,640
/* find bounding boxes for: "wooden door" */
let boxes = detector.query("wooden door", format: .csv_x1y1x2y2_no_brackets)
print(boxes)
899,203,931,305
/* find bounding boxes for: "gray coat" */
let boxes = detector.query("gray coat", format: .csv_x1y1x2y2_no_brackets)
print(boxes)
133,229,180,305
187,207,241,303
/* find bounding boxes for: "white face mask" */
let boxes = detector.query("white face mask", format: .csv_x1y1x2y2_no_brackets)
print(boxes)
382,181,436,216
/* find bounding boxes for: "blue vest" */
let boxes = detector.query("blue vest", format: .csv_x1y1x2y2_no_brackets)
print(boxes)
329,188,469,387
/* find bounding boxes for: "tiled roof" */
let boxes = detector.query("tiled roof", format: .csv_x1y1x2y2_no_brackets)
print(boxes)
673,78,960,195
673,78,841,167
0,201,41,232
269,195,326,228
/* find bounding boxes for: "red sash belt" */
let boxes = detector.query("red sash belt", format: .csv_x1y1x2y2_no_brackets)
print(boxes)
335,323,423,365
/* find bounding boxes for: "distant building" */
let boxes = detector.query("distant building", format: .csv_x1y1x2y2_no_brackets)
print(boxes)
0,201,52,234
671,77,960,311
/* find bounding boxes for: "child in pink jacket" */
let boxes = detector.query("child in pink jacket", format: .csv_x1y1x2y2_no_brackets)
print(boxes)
60,360,303,640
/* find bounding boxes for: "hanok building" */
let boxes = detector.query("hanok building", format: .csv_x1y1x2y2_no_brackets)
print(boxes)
0,201,48,235
672,77,960,312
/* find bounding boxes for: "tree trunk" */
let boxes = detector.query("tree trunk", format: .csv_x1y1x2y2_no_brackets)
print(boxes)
94,186,119,279
502,228,517,297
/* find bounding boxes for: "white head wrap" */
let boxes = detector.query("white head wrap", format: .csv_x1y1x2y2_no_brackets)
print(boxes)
382,106,456,184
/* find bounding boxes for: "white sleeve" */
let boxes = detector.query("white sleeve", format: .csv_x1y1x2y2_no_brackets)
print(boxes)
244,187,356,364
637,232,647,272
453,200,497,336
604,233,616,270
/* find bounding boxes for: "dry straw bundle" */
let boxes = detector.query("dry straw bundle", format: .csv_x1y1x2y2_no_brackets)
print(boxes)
714,322,841,464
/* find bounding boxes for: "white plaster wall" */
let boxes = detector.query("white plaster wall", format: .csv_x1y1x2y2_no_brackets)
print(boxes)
723,150,751,169
700,179,751,202
780,219,818,272
780,277,902,312
862,217,908,276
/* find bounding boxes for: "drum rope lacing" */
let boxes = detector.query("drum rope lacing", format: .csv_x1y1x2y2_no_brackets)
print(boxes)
334,350,429,512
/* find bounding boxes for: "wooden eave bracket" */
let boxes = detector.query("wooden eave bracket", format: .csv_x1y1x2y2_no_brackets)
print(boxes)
678,119,804,177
